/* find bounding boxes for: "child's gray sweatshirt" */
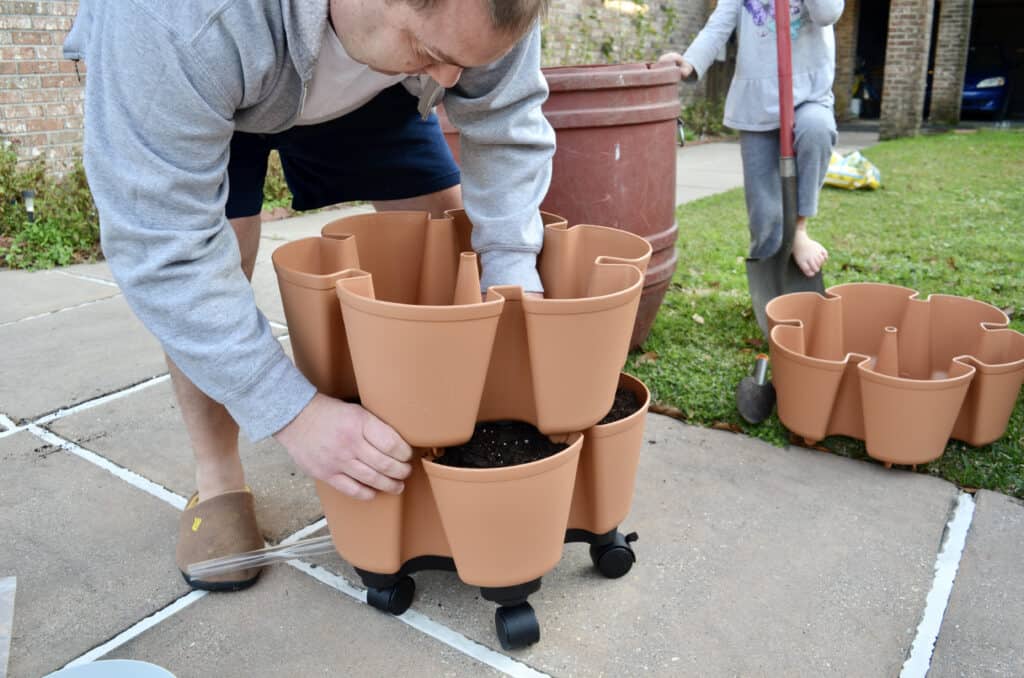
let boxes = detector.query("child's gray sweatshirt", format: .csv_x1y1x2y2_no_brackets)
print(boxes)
63,0,555,441
683,0,844,131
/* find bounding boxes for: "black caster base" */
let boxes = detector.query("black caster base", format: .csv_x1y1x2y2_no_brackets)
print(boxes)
356,530,639,648
366,574,415,615
495,602,540,650
589,531,638,578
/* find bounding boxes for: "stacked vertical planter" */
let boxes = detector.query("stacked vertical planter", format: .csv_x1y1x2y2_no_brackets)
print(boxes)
273,210,653,649
767,283,1024,467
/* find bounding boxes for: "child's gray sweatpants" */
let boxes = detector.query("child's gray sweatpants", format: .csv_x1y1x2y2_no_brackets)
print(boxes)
739,102,837,259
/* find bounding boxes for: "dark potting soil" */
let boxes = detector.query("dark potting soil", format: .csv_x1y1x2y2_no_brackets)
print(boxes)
597,387,642,425
435,421,567,469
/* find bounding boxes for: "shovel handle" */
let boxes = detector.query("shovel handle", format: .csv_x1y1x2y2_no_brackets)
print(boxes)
774,0,795,158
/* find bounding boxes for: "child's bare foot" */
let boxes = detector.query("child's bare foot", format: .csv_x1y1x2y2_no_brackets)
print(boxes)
792,230,828,277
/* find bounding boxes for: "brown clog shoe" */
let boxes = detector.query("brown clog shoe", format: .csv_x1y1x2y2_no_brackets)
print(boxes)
175,489,264,591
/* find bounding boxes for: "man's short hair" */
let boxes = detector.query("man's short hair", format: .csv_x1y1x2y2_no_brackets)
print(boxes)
405,0,548,36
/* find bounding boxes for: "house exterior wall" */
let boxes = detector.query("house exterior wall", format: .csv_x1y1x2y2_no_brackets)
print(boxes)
928,0,974,125
833,0,860,121
0,0,82,172
879,0,935,138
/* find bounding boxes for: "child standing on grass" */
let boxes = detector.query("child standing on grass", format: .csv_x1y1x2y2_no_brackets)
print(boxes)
660,0,844,277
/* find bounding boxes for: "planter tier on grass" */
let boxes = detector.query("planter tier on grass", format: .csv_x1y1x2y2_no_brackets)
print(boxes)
767,282,1024,467
272,210,653,650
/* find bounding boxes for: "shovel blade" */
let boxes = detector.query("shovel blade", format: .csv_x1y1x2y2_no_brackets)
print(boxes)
747,255,825,337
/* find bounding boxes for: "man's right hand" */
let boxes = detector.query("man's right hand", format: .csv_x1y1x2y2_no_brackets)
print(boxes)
657,52,694,80
274,393,413,501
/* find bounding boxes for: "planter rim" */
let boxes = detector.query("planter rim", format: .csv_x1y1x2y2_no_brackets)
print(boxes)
523,265,645,315
422,432,583,483
769,327,848,371
770,282,1024,374
585,373,651,439
822,283,1011,329
336,267,645,319
272,236,354,291
960,348,1024,373
336,275,506,322
547,222,653,264
856,358,977,390
543,62,681,91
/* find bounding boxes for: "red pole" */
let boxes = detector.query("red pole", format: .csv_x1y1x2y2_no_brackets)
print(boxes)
774,0,795,158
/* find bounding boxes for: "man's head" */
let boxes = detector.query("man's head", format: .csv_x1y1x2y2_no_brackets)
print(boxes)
330,0,547,87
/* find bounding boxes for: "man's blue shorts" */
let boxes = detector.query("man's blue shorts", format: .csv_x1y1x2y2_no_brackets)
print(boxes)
225,85,461,218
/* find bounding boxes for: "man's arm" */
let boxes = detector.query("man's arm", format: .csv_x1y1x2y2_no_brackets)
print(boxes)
80,8,315,442
441,23,555,293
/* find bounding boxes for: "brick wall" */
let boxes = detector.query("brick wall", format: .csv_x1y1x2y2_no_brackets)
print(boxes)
0,1,82,173
14,0,711,173
543,0,715,105
833,0,859,121
928,0,973,126
879,0,935,139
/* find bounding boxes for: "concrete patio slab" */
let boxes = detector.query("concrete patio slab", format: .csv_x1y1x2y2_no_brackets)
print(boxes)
835,129,880,154
314,414,957,677
48,366,321,543
0,296,165,423
930,490,1024,677
0,431,188,678
251,258,286,326
62,261,115,283
0,269,118,324
259,204,374,242
674,126,880,208
103,565,504,678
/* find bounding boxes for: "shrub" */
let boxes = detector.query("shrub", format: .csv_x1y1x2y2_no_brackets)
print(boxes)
0,144,100,269
679,97,734,140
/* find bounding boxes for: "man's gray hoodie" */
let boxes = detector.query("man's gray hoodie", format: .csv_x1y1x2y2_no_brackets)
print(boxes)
63,0,556,441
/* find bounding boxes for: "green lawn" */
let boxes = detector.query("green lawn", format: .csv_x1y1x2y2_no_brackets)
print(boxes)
626,128,1024,499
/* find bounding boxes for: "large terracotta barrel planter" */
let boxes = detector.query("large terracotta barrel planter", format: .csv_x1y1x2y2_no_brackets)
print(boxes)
438,62,681,348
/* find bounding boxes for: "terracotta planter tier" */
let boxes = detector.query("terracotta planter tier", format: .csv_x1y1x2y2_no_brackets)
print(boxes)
422,433,583,587
274,209,650,446
767,283,1024,465
314,375,649,587
568,373,651,535
316,454,451,575
438,62,681,348
271,236,361,400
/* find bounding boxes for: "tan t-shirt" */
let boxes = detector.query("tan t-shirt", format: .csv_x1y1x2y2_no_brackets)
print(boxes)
296,24,408,126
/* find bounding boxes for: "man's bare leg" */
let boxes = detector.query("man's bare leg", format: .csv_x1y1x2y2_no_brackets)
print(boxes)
373,184,462,217
166,214,262,500
171,184,461,502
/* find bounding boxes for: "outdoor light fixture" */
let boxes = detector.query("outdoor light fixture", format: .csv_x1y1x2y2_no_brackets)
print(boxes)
21,189,35,223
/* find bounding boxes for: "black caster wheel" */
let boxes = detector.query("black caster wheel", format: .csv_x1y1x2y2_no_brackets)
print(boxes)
590,531,638,579
366,575,415,615
495,602,540,650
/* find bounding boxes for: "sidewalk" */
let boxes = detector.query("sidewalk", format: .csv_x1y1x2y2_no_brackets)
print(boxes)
676,124,881,205
2,133,1023,678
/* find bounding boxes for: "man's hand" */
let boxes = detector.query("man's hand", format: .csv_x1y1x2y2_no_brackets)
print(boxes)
275,393,413,501
657,52,694,80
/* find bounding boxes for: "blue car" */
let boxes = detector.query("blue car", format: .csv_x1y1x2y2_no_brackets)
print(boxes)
961,45,1012,119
